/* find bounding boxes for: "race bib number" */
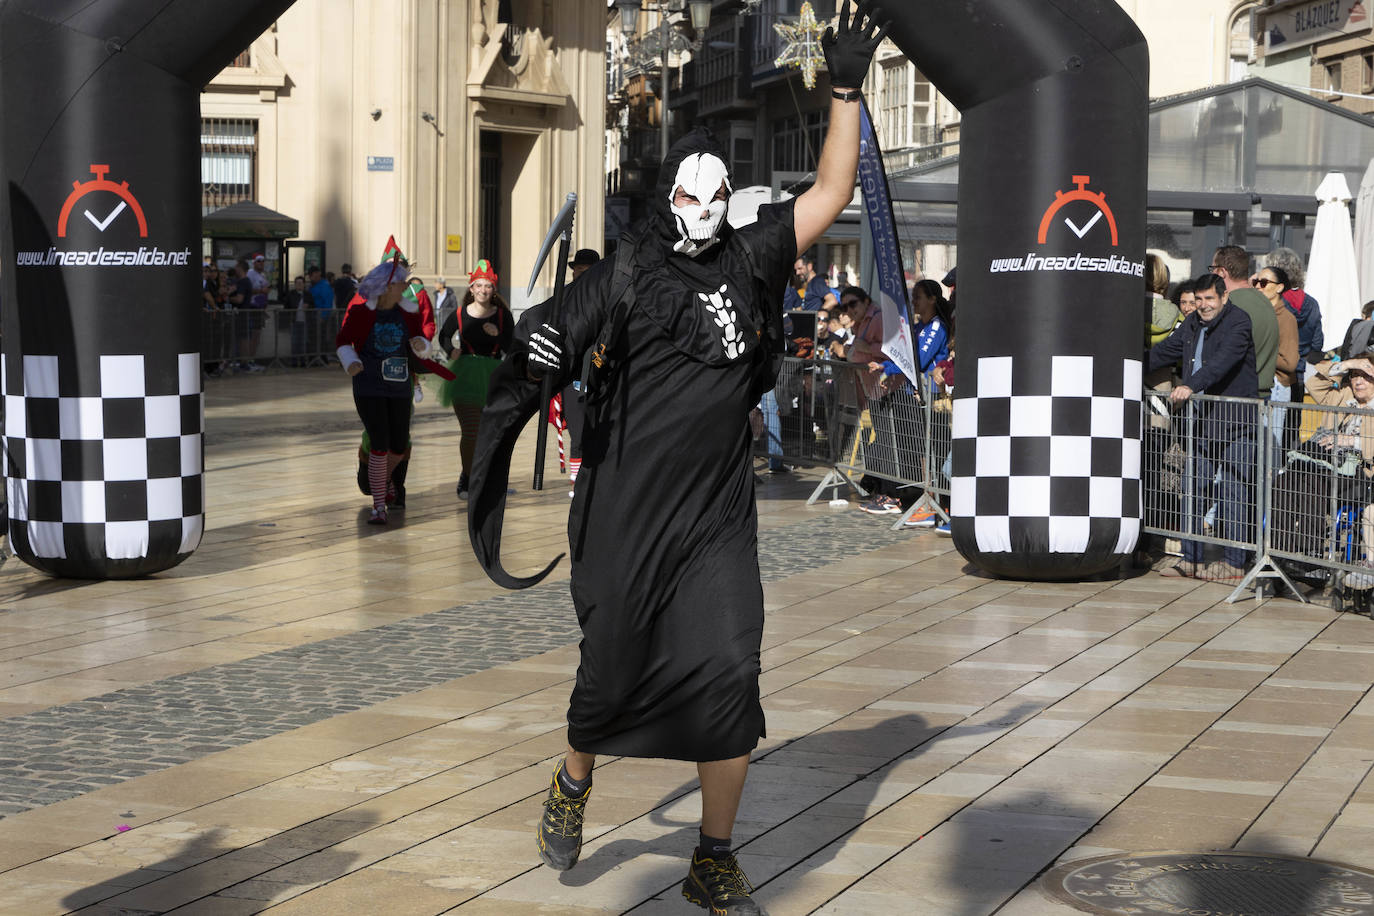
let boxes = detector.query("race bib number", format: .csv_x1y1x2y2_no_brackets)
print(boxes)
381,356,409,383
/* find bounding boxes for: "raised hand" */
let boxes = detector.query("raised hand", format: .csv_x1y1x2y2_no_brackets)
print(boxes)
527,323,565,379
822,0,890,90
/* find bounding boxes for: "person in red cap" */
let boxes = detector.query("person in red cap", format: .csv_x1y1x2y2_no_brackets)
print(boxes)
436,259,513,498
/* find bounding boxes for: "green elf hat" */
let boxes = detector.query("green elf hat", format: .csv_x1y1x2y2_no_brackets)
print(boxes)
381,235,407,265
380,235,409,286
402,276,425,303
469,259,498,285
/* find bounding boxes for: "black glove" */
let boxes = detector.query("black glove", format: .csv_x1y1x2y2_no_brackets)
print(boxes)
527,323,565,379
822,0,889,90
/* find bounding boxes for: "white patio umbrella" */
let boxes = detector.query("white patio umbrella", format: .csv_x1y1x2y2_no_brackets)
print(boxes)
1310,170,1361,348
1355,158,1374,309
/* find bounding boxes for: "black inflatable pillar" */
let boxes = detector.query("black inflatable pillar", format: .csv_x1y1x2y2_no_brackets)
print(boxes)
870,0,1149,580
0,0,293,578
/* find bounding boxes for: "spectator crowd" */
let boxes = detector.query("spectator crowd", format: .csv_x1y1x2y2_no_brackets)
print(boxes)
198,240,1374,598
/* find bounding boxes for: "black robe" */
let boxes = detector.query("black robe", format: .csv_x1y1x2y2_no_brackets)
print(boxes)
468,129,797,761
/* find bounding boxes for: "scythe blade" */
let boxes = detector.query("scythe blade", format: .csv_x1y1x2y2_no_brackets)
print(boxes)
526,192,578,297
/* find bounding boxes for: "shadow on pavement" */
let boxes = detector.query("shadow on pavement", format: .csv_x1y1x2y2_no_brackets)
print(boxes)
760,705,1045,877
936,790,1100,916
60,811,380,912
554,706,1047,904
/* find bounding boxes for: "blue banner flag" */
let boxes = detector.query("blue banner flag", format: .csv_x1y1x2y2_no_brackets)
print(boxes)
858,101,918,385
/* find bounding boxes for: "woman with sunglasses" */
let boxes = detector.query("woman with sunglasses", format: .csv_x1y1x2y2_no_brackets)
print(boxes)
1252,266,1299,443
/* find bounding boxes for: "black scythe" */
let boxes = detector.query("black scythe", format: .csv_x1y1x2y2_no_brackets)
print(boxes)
526,192,577,491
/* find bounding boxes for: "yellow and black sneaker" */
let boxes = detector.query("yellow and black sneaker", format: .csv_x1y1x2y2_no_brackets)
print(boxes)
682,849,765,915
536,760,590,870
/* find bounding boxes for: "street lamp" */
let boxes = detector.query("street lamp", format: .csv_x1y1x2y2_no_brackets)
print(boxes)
616,0,715,160
615,0,640,36
687,0,713,30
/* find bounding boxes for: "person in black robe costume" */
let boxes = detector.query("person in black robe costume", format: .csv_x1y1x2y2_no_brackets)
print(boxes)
466,6,886,911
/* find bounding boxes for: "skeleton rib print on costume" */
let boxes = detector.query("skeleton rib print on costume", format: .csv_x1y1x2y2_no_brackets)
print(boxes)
699,285,744,360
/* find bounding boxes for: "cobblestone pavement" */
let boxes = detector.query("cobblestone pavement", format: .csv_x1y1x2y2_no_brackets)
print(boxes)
0,510,914,817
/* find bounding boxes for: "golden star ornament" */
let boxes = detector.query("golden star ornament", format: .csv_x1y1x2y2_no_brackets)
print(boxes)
774,2,829,90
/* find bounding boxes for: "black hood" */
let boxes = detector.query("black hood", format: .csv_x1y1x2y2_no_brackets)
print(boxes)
650,126,735,254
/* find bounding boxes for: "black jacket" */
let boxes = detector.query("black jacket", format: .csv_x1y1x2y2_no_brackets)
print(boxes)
1148,301,1257,398
1148,301,1258,441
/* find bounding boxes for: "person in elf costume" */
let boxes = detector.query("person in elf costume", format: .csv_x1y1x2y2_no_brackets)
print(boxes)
336,238,445,524
353,274,437,508
435,259,514,498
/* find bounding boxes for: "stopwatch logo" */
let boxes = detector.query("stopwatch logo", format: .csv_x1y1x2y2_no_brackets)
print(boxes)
57,164,149,239
1037,175,1118,247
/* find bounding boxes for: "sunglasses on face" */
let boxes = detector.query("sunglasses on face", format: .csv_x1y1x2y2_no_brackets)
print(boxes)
1252,278,1278,289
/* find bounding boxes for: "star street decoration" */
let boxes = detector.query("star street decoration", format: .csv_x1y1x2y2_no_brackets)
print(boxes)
774,1,828,90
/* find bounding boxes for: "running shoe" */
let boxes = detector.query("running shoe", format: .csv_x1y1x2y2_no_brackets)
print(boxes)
903,508,937,528
681,849,764,915
859,496,901,515
537,760,590,871
934,521,952,537
244,363,266,373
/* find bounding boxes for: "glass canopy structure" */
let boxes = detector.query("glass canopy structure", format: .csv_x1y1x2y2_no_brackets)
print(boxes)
871,78,1374,277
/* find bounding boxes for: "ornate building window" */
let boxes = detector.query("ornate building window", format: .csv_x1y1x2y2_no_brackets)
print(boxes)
200,118,256,214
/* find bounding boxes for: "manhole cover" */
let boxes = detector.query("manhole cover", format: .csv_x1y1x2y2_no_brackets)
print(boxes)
1042,852,1374,915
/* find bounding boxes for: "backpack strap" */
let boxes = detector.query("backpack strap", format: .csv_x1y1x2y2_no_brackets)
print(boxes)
580,230,641,402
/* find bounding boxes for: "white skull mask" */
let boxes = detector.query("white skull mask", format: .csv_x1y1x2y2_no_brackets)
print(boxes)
668,153,732,256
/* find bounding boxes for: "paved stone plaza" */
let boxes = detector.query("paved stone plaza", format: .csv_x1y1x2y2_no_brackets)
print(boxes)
0,369,1372,915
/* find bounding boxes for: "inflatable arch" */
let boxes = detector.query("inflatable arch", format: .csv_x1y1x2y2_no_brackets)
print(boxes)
0,0,1146,581
0,0,293,578
870,0,1149,579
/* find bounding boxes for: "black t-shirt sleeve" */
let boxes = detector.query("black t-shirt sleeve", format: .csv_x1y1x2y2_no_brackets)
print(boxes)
438,311,460,354
735,197,799,296
496,306,514,356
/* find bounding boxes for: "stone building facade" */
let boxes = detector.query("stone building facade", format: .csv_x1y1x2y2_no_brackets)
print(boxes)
200,0,607,309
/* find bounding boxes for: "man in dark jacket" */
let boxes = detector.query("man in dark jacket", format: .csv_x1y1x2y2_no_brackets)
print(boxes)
1148,273,1259,580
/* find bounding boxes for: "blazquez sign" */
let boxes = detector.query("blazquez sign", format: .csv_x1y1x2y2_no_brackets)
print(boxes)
1262,0,1369,53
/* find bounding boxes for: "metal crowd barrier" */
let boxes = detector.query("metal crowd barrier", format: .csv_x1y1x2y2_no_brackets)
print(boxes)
755,357,950,530
1258,398,1374,607
757,357,1374,605
1141,391,1268,602
200,307,344,371
1141,391,1374,604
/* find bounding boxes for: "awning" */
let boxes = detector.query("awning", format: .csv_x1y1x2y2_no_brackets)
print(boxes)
202,200,299,238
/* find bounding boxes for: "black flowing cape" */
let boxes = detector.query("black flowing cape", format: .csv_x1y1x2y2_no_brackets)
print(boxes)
468,128,797,760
